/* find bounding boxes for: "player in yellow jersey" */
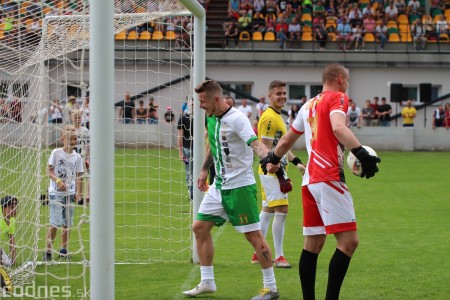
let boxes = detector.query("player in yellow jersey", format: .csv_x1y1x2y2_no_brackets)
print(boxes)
251,80,305,268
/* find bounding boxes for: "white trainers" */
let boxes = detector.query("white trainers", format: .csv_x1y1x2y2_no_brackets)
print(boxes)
183,282,216,297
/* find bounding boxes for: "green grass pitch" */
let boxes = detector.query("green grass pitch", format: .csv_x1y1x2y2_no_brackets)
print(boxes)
10,150,450,299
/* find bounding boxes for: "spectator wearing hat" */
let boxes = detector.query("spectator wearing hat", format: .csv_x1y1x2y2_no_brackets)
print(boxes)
65,95,79,122
164,106,175,123
0,196,18,267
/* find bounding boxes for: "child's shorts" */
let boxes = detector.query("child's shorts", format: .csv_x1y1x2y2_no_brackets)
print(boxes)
49,194,75,227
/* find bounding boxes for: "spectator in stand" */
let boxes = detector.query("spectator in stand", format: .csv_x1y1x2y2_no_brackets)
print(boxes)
138,21,155,34
377,97,392,127
224,21,239,48
229,0,240,14
283,5,296,23
277,0,289,14
363,13,377,35
303,0,313,11
407,0,421,14
118,92,135,124
313,0,326,16
236,10,252,32
432,105,445,129
256,96,269,120
394,0,407,15
136,100,147,124
411,18,427,50
361,100,374,127
237,99,253,119
362,3,373,17
276,17,289,48
436,15,448,34
346,101,361,128
148,97,159,124
337,3,349,18
50,99,64,124
288,17,302,41
375,19,388,50
347,23,364,50
241,0,253,14
10,98,22,123
401,99,417,127
373,5,385,21
253,0,265,14
430,0,444,14
347,3,363,26
291,0,301,14
370,97,380,126
164,106,175,123
423,14,437,41
314,18,328,50
336,17,352,50
252,11,266,32
385,1,399,23
444,103,450,129
266,17,276,32
266,0,277,15
326,0,338,19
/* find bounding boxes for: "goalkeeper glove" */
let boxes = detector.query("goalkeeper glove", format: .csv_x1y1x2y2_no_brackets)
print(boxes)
276,169,292,193
351,146,381,179
260,151,282,174
291,157,306,175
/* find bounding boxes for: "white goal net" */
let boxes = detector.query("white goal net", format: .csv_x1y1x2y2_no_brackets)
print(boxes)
0,0,194,298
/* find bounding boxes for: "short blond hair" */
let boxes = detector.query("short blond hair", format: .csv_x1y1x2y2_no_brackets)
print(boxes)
71,109,82,118
61,125,76,138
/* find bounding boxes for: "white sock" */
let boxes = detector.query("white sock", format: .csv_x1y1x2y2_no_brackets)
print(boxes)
261,266,277,292
272,212,287,259
200,266,216,289
259,211,274,238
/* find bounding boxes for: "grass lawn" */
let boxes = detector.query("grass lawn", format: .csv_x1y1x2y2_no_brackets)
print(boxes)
6,150,450,299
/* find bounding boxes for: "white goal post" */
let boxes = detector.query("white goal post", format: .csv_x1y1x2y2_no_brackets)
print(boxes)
89,1,205,299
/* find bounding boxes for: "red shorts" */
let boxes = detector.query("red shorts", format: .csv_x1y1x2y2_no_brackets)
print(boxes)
302,181,357,236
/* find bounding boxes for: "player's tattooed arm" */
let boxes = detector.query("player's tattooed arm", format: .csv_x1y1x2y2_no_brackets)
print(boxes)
249,139,270,160
201,148,214,172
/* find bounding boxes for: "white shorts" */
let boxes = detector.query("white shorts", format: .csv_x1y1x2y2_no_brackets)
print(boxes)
302,181,357,236
259,174,288,208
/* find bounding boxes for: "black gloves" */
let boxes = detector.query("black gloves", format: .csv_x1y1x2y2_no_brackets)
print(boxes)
291,157,306,175
351,146,381,179
260,151,281,175
276,169,292,193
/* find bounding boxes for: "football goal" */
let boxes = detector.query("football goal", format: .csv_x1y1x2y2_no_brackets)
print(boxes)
0,0,205,298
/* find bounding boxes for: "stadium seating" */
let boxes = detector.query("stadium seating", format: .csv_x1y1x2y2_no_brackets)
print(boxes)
302,31,313,41
388,32,401,42
364,33,375,42
252,31,263,41
264,31,276,41
139,31,151,40
239,31,250,41
115,31,127,40
152,31,164,40
127,30,138,40
165,31,176,40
